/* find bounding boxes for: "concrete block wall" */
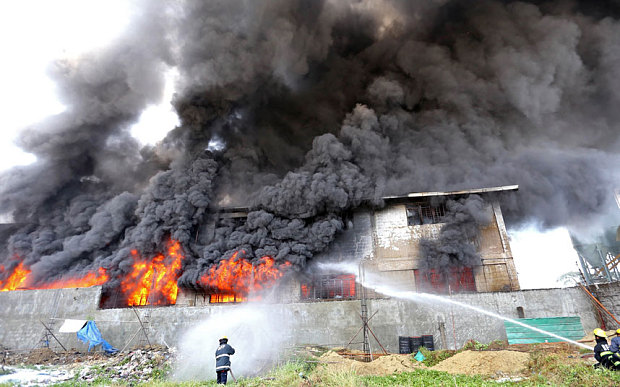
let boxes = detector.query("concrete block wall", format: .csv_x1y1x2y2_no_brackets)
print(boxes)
370,199,520,292
0,287,101,350
587,281,620,329
0,285,599,353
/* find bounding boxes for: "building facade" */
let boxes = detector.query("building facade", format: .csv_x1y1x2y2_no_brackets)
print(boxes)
178,185,520,306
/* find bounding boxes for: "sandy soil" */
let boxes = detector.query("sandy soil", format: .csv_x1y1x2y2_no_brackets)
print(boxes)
431,350,530,376
318,351,424,376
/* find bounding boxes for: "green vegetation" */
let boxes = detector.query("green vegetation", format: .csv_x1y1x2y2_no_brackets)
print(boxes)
362,370,515,386
0,368,14,376
417,347,457,367
36,356,620,387
525,350,620,387
150,363,172,380
462,339,508,351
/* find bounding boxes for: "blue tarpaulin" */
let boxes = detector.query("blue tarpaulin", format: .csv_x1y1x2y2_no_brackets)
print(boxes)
76,321,118,354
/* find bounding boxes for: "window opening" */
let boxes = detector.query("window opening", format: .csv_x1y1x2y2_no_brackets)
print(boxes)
516,306,525,318
414,267,475,294
209,293,247,304
300,274,356,300
407,201,447,225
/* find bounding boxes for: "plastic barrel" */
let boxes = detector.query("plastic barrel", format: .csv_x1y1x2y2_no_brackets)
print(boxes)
410,336,423,353
398,336,411,354
421,335,435,351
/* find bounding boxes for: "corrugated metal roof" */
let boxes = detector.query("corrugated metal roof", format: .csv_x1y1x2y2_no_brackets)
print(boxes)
382,185,518,200
504,316,584,344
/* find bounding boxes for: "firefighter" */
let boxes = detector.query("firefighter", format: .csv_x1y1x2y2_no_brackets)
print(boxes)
215,336,235,384
610,329,620,354
593,328,620,370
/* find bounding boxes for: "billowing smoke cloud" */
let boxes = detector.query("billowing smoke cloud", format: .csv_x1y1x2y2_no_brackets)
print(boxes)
1,1,619,292
419,195,491,274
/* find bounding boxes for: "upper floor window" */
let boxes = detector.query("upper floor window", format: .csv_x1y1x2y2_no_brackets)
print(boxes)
406,201,447,226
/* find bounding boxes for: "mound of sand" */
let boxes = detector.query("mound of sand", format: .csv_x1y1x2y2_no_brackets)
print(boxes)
319,351,423,376
431,350,530,376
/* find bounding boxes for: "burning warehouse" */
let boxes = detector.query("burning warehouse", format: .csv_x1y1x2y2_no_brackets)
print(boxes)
1,0,620,376
177,185,520,306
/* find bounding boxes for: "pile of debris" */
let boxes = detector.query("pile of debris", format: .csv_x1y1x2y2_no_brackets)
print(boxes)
0,345,174,386
3,347,108,366
74,346,173,384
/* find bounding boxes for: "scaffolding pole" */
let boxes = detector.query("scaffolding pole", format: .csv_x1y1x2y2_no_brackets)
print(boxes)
359,261,371,362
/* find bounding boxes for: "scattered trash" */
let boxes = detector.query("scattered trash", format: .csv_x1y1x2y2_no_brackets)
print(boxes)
0,345,173,385
414,350,426,362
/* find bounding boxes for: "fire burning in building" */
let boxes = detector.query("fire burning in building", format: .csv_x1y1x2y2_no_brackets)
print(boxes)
0,261,108,292
199,252,291,303
1,1,620,316
0,240,293,308
0,261,30,291
121,240,185,306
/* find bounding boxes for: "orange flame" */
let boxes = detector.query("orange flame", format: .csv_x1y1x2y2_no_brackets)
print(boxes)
199,252,290,303
0,260,108,291
37,268,109,289
121,240,184,306
0,262,30,291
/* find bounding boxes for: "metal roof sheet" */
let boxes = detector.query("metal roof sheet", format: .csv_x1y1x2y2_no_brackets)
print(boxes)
382,185,519,200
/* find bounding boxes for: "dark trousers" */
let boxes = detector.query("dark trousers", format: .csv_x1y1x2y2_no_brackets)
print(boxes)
216,370,228,384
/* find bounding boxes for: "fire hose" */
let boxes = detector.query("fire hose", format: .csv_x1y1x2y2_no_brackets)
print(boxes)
228,367,237,383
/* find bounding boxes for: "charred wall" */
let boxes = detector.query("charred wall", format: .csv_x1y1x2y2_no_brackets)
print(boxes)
365,196,519,293
181,192,519,305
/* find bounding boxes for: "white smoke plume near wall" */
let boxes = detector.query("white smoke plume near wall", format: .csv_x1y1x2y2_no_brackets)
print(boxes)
172,303,292,381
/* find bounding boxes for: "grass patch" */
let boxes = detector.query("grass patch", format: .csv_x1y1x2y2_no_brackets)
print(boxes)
526,350,620,387
462,339,507,351
51,378,125,387
150,363,172,380
0,368,14,376
362,370,516,386
417,347,457,367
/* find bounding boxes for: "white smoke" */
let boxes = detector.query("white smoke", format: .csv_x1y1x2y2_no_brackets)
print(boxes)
172,302,292,381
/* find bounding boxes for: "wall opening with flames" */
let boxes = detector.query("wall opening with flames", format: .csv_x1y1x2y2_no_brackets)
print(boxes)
0,239,293,309
198,252,291,304
1,260,108,292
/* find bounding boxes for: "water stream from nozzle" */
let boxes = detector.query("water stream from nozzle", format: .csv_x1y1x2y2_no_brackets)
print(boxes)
373,285,593,350
319,262,593,351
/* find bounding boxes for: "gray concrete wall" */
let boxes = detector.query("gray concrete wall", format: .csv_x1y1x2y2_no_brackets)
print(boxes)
587,282,620,328
0,284,599,353
0,287,101,350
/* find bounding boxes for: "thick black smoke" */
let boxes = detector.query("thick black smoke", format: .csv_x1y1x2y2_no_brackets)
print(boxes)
419,195,491,274
1,1,620,291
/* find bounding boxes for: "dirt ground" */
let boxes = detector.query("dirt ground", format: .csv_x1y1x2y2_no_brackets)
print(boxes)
315,342,595,379
0,341,600,385
318,351,424,376
431,350,530,376
2,347,110,366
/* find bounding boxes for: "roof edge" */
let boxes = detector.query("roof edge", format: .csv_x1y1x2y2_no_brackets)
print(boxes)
382,185,519,200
